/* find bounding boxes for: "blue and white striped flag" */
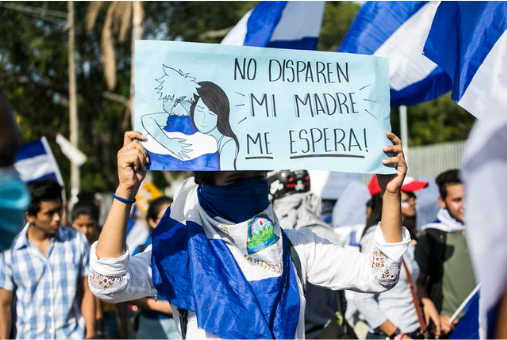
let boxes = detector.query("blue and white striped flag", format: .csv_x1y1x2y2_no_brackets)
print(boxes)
339,1,452,107
14,137,64,186
423,1,507,120
221,1,325,50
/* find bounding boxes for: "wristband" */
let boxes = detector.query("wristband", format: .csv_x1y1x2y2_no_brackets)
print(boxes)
390,328,402,340
113,192,136,204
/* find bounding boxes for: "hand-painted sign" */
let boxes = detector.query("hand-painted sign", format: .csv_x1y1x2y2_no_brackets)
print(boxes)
135,41,393,173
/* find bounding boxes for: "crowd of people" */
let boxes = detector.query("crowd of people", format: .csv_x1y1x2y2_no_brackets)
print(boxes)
0,86,482,340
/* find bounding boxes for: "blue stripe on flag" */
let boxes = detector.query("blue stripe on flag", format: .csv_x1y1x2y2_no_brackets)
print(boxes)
267,37,319,50
15,139,47,162
244,1,287,47
339,1,428,55
390,67,452,106
423,2,507,103
27,173,60,184
222,1,323,51
449,288,480,339
339,1,451,106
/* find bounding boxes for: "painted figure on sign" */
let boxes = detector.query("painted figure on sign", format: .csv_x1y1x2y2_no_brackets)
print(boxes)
141,66,238,170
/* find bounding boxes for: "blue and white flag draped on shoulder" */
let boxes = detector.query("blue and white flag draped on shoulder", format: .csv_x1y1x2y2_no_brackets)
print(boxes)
14,137,64,186
221,1,325,50
339,1,452,107
150,178,300,339
423,1,507,120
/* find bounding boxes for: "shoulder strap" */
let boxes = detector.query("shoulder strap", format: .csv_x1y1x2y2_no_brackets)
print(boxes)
176,236,305,339
402,259,427,332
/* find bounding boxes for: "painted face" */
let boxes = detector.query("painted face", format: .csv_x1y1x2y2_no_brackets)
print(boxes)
73,214,98,243
442,183,465,222
401,191,416,218
194,98,218,134
27,200,62,236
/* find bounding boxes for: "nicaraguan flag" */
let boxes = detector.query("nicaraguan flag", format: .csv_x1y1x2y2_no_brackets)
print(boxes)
423,1,507,120
221,1,325,50
14,137,64,186
339,1,452,106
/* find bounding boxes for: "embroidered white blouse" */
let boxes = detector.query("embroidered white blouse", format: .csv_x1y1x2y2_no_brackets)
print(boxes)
89,224,410,339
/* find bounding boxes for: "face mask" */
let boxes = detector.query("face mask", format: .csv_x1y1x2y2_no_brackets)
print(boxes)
198,178,270,223
0,167,30,252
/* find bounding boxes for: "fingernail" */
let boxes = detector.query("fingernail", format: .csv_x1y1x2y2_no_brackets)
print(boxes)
382,147,388,150
382,159,388,164
146,156,150,164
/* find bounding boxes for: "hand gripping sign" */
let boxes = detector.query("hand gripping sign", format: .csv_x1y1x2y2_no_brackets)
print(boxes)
135,41,393,174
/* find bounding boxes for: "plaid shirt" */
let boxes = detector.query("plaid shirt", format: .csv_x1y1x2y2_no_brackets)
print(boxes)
0,224,90,339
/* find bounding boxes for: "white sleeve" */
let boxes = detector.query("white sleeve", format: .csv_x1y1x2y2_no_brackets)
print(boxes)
285,224,410,293
88,241,157,303
353,228,389,328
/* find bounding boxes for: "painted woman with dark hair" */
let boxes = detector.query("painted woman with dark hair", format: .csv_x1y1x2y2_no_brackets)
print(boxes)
190,81,239,170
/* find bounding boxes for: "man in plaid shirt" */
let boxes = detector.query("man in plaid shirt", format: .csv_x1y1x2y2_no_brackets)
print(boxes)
0,179,96,339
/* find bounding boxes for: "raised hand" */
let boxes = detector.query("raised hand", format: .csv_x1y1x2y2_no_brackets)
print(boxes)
377,131,407,195
116,131,149,199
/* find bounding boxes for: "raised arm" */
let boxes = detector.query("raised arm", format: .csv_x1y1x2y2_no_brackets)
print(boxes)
377,131,407,243
96,131,149,259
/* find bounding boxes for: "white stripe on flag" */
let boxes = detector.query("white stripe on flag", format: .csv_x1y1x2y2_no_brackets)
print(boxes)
56,133,87,167
373,1,440,91
15,154,57,183
458,30,507,120
221,9,252,46
270,2,325,42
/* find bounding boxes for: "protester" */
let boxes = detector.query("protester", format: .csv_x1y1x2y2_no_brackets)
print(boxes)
128,196,180,339
0,179,96,338
415,169,476,338
355,176,424,339
88,130,410,339
0,89,30,252
268,170,346,339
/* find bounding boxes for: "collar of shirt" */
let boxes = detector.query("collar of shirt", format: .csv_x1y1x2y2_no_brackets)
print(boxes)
12,223,64,250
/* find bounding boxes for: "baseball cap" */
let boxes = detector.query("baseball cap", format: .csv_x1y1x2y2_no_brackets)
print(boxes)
367,174,429,196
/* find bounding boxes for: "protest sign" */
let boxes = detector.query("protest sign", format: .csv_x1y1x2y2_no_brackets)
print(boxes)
135,41,393,173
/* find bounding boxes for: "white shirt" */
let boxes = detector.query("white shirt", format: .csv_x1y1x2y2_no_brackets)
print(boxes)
89,225,410,339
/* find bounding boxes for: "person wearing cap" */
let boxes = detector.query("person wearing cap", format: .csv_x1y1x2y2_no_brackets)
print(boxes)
88,130,411,339
414,169,475,338
368,175,429,240
268,170,345,339
354,176,426,340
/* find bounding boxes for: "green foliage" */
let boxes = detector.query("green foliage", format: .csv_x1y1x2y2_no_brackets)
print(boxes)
318,2,360,51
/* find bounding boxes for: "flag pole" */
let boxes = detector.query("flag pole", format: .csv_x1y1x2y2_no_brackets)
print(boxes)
68,1,80,208
400,105,409,165
449,282,482,324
